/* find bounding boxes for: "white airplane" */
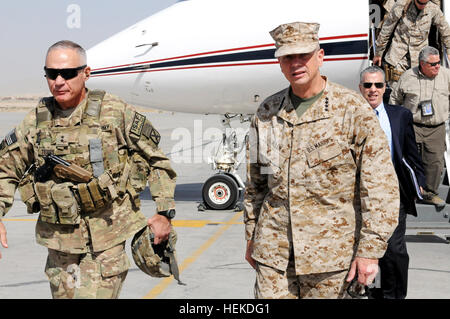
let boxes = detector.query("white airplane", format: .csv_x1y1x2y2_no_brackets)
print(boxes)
87,0,448,210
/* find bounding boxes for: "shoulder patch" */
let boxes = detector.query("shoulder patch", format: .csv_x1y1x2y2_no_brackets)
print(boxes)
0,129,18,156
257,89,286,120
130,112,146,136
149,127,161,145
5,129,18,146
142,121,161,145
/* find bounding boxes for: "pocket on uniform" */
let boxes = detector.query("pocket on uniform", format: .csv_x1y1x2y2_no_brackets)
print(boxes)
256,120,285,169
51,182,80,225
409,25,428,41
100,248,130,278
435,83,449,101
18,181,40,214
306,143,342,168
44,254,62,289
129,153,150,193
35,181,58,224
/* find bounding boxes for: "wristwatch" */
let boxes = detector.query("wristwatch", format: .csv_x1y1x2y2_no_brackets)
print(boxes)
157,209,176,219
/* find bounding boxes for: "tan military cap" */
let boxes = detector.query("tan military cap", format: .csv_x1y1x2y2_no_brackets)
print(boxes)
270,22,320,57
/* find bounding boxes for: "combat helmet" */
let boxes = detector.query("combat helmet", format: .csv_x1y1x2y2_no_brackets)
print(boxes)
131,225,185,285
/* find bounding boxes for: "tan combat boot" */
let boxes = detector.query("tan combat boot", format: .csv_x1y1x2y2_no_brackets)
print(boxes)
420,190,446,209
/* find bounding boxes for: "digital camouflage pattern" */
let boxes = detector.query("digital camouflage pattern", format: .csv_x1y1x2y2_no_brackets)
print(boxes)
375,1,450,72
254,259,356,299
244,78,400,275
131,225,179,279
0,90,177,254
270,22,320,57
45,243,129,299
382,0,441,13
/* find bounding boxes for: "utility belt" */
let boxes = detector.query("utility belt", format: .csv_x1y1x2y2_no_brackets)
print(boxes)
413,121,445,128
383,63,404,82
18,154,144,225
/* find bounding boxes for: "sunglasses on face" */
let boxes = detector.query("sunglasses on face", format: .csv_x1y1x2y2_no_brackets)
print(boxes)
425,61,441,67
416,0,428,5
362,82,385,89
44,65,87,80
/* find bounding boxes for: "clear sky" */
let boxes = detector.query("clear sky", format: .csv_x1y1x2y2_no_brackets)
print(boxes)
0,0,178,96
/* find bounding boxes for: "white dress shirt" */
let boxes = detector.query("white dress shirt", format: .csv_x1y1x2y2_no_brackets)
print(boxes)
374,102,393,159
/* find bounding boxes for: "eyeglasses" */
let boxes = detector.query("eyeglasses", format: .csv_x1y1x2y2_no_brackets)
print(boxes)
425,61,441,67
362,82,385,89
44,65,87,80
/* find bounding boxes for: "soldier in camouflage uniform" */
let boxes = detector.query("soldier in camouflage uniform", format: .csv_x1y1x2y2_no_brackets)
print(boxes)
373,0,450,88
382,0,440,13
244,22,400,299
0,41,177,299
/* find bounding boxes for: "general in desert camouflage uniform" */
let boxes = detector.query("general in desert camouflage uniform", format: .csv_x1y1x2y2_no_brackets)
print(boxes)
244,22,400,299
0,41,177,299
374,0,450,86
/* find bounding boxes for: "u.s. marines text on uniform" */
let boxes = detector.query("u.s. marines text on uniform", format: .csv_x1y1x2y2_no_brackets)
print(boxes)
244,22,400,299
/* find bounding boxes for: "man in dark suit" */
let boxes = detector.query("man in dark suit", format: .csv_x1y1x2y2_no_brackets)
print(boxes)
359,65,426,299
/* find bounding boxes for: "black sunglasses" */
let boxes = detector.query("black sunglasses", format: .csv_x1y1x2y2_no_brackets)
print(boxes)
362,82,385,89
425,61,441,67
44,65,87,80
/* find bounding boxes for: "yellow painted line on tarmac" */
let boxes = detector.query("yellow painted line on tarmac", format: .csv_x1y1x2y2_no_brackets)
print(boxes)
143,210,244,299
2,218,243,227
172,220,243,227
172,220,209,228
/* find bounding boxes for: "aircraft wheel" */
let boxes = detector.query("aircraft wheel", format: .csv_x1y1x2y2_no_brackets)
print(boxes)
202,174,239,210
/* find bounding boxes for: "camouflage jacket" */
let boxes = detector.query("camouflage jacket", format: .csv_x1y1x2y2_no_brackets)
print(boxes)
0,90,177,253
390,66,450,125
382,0,441,13
244,78,400,275
375,1,450,69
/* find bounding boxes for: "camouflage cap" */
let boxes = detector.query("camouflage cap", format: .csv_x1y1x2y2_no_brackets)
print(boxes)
270,22,320,57
131,225,185,285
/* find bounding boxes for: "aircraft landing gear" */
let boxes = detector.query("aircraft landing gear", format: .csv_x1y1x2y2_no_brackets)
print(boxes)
199,114,249,211
202,173,240,210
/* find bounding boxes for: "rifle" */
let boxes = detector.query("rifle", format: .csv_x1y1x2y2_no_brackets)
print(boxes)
35,154,93,183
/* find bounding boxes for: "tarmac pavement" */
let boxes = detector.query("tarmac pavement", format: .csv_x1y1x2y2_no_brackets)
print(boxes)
0,110,449,301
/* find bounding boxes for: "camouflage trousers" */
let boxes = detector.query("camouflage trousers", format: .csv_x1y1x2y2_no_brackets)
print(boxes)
44,242,129,299
254,258,353,299
384,57,410,91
